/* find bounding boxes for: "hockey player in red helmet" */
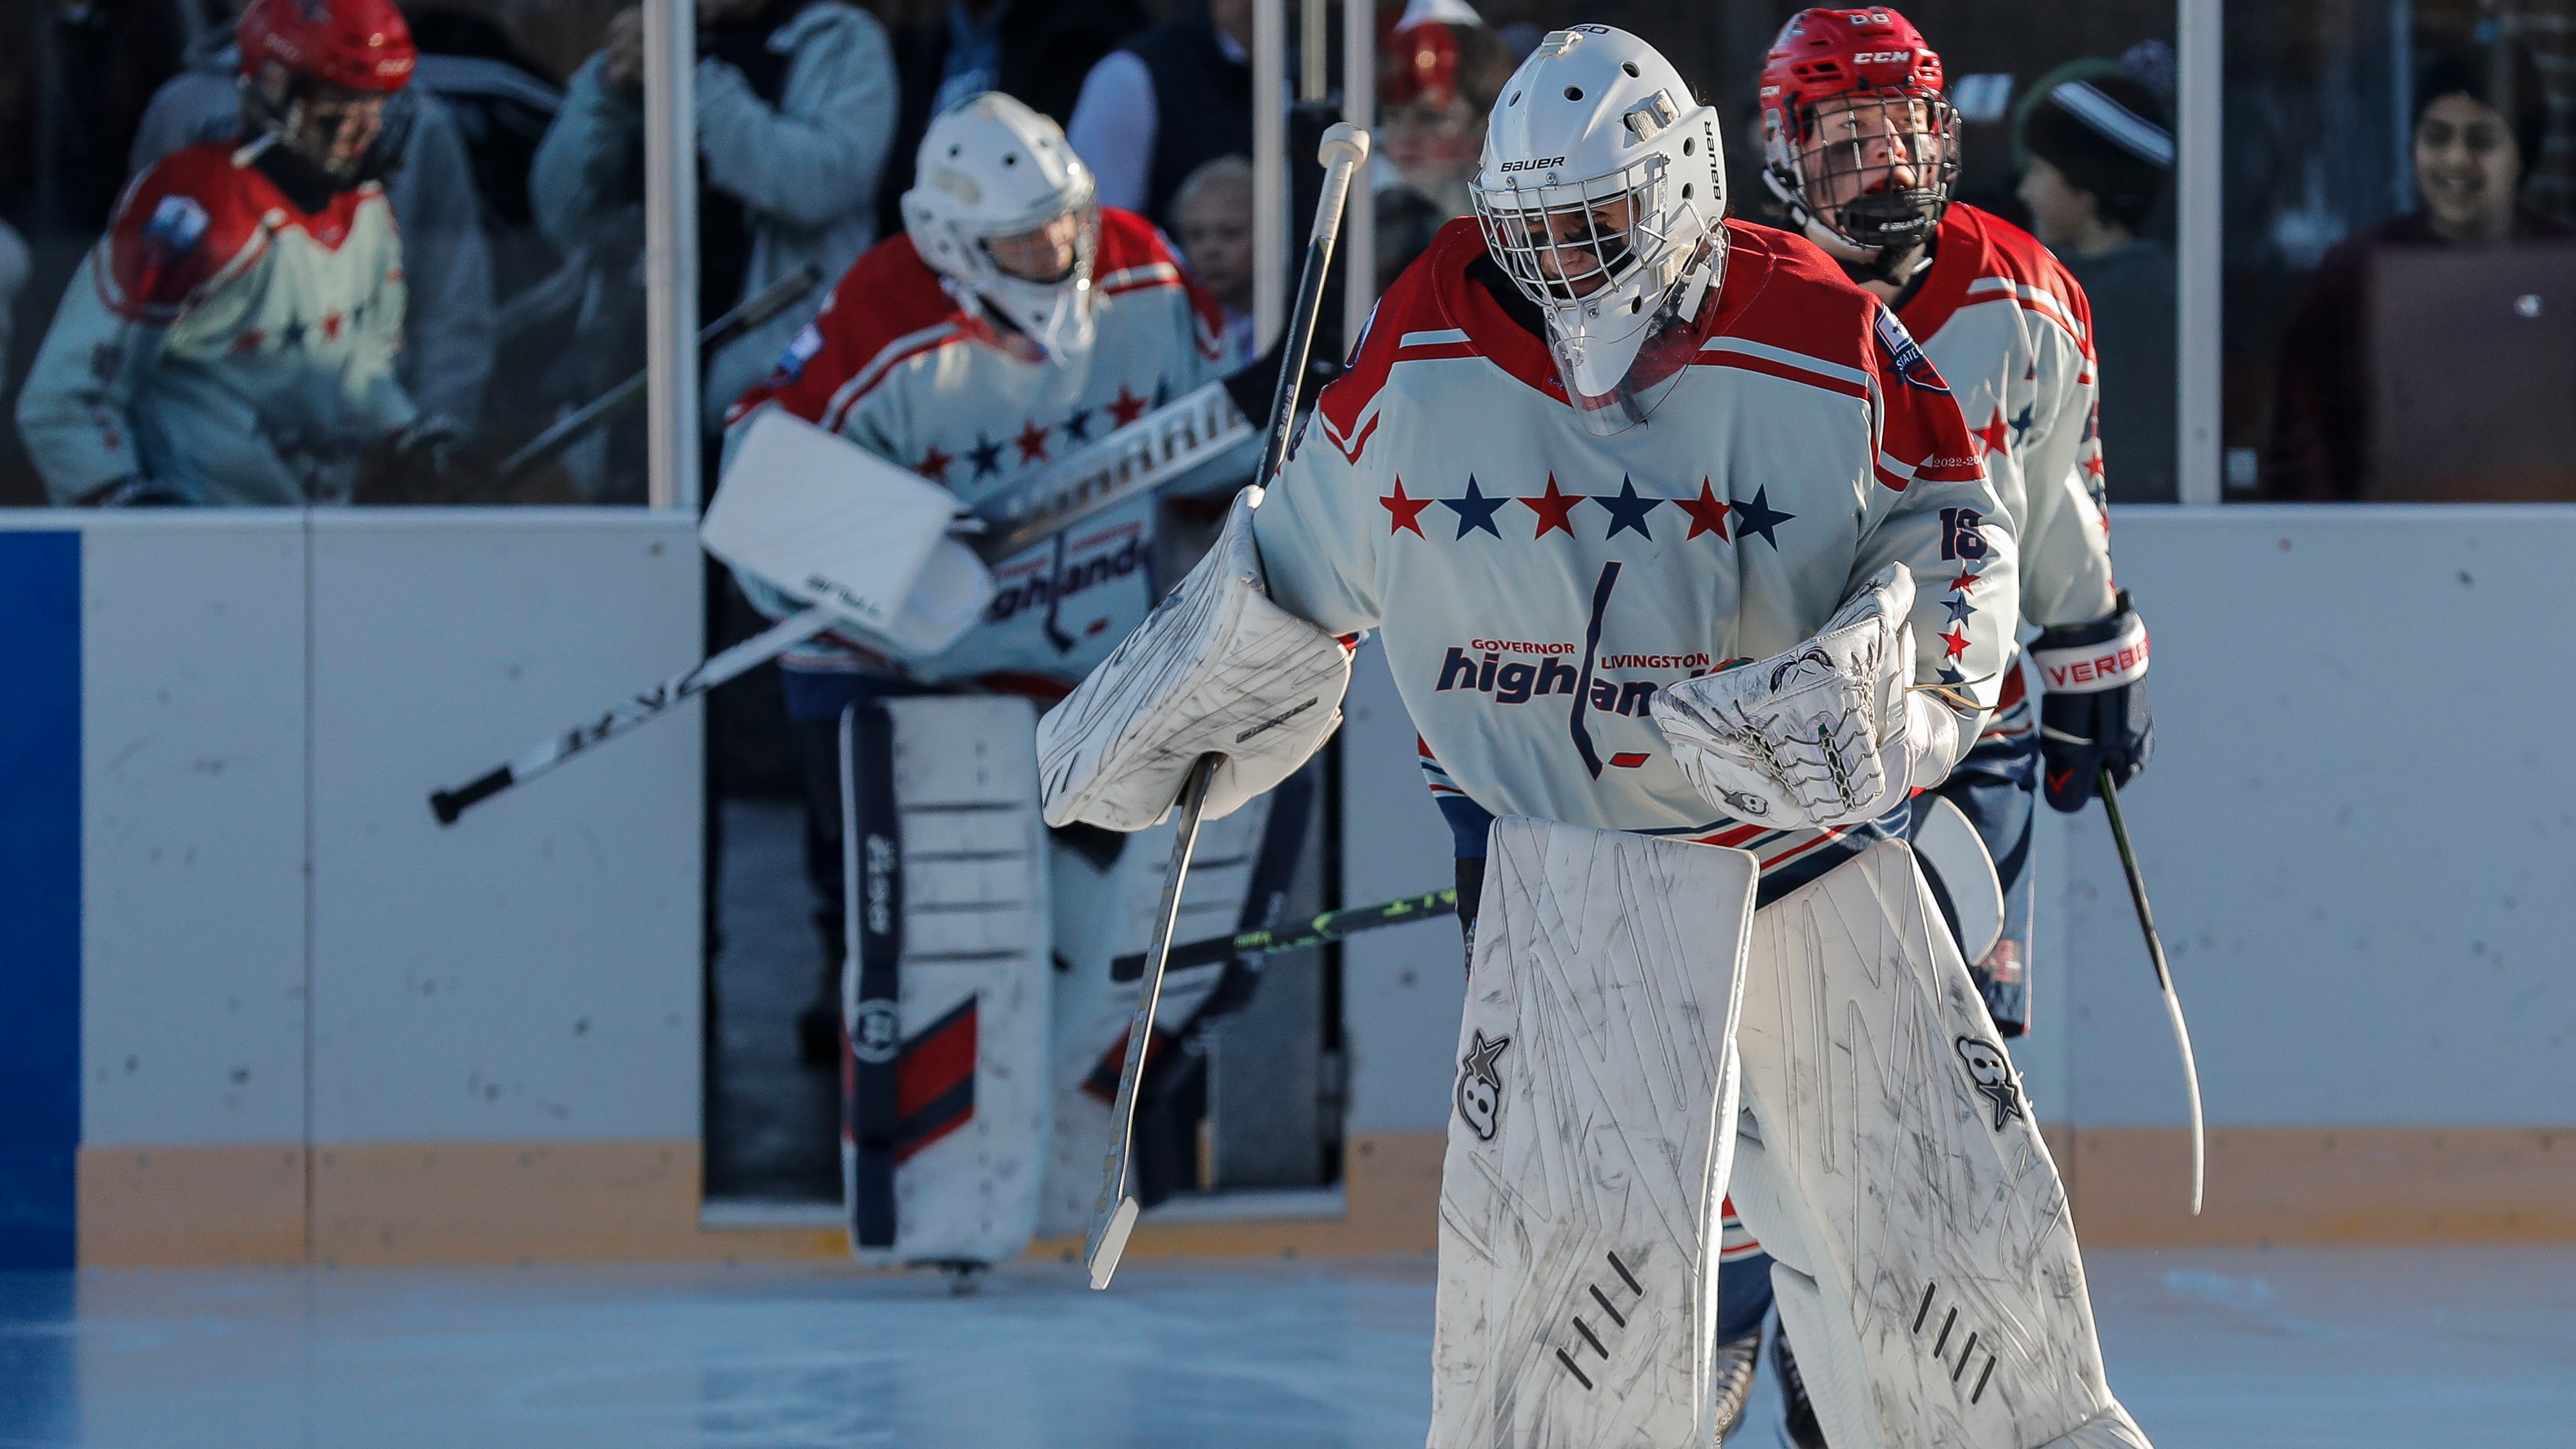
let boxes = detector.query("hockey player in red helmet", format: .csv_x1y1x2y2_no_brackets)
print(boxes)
15,0,448,507
1752,10,2156,1443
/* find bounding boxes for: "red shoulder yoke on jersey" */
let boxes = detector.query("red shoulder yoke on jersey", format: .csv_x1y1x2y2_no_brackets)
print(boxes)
1897,204,2096,362
97,143,372,324
1311,216,1984,492
728,207,1226,431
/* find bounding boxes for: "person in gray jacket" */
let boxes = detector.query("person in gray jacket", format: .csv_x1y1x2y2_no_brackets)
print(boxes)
128,19,499,433
531,0,897,439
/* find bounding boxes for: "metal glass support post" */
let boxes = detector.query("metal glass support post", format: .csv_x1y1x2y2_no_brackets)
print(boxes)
1342,0,1376,348
644,0,702,511
2176,0,2222,505
1254,0,1289,351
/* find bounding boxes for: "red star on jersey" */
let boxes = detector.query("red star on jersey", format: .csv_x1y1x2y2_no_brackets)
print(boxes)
915,444,954,484
321,311,343,341
1970,407,2010,458
1518,475,1585,539
1947,568,1981,595
230,330,264,354
2080,453,2107,480
1380,478,1433,537
1940,627,1972,661
1014,418,1051,464
1674,478,1732,540
1106,384,1149,427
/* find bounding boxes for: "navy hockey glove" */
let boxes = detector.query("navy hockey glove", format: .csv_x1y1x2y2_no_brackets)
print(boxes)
2032,592,2152,812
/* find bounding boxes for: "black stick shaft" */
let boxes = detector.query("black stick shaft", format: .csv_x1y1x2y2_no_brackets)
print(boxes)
498,264,821,480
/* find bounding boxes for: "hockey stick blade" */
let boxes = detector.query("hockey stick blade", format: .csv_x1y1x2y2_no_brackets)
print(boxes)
427,607,837,825
1108,887,1458,982
1086,752,1220,1290
2099,769,2205,1215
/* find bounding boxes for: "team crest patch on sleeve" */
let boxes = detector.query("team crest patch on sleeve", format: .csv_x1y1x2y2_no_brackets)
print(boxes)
1874,309,1948,393
144,194,210,258
1954,1036,2025,1130
772,322,824,382
1455,1030,1510,1140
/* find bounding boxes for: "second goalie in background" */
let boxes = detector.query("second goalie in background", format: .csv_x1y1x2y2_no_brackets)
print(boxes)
721,90,1232,1063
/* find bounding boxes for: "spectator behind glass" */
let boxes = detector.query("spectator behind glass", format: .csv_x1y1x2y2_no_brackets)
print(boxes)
128,0,497,435
2015,59,2177,504
1372,0,1512,293
877,0,1149,243
1066,0,1249,232
532,0,897,460
2266,43,2566,501
15,0,444,507
1172,154,1256,364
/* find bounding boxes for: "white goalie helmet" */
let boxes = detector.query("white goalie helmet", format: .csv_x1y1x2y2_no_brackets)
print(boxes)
1471,26,1728,435
901,92,1101,360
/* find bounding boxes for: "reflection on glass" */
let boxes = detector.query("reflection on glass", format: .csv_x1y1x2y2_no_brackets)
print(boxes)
2235,19,2573,501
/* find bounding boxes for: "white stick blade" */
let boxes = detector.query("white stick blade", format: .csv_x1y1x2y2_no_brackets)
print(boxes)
1087,1196,1141,1290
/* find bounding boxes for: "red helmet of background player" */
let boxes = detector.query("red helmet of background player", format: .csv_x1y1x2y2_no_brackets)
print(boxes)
1758,7,1959,274
238,0,418,96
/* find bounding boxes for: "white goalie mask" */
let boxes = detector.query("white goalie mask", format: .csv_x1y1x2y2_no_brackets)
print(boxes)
1471,26,1728,435
901,92,1101,361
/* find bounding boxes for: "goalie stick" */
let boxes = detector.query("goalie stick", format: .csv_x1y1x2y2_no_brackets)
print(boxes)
431,375,1254,825
2100,768,2206,1215
1085,121,1372,1291
1107,887,1458,982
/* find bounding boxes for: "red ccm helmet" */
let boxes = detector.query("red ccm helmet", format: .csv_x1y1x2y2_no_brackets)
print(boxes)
1758,8,1958,274
236,0,417,181
238,0,418,94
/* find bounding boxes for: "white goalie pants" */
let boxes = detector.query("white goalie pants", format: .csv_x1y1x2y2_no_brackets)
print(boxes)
1433,821,2150,1449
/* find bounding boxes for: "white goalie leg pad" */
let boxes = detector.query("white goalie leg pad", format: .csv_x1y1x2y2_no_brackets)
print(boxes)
1724,840,2151,1449
1432,817,1759,1449
1038,489,1350,832
843,696,1052,1265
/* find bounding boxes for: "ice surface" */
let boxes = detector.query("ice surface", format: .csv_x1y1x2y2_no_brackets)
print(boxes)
1,1247,2569,1448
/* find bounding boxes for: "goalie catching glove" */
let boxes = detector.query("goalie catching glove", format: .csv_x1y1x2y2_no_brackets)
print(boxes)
1037,491,1352,831
1650,562,1963,830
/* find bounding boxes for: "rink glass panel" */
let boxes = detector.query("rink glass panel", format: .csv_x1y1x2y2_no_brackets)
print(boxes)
2221,0,2576,502
0,0,653,509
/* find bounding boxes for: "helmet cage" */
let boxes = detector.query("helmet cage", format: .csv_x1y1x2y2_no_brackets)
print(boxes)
954,200,1102,362
1470,139,1722,435
1764,85,1960,258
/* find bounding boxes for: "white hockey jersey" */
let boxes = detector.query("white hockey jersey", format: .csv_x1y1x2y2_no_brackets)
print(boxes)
726,207,1231,688
15,141,413,506
1256,220,2019,878
1902,205,2117,632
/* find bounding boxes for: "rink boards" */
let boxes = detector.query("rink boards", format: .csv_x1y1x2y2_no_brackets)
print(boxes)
5,505,2576,1269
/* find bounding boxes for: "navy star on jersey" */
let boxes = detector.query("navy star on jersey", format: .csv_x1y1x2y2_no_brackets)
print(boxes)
1733,487,1795,548
966,433,1006,478
1440,477,1509,539
1593,477,1662,540
1942,593,1977,625
2009,404,2034,444
1061,404,1096,443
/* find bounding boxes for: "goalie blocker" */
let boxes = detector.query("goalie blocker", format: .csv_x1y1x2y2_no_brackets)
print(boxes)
1435,820,2152,1448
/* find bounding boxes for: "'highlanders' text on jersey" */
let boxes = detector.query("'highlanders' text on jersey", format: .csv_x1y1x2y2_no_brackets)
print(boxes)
1254,219,2019,892
727,207,1231,689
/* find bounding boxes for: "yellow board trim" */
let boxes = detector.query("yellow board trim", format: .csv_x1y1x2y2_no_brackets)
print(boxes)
78,1125,2576,1268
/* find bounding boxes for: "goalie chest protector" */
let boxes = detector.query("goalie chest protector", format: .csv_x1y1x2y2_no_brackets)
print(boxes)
839,695,1052,1264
